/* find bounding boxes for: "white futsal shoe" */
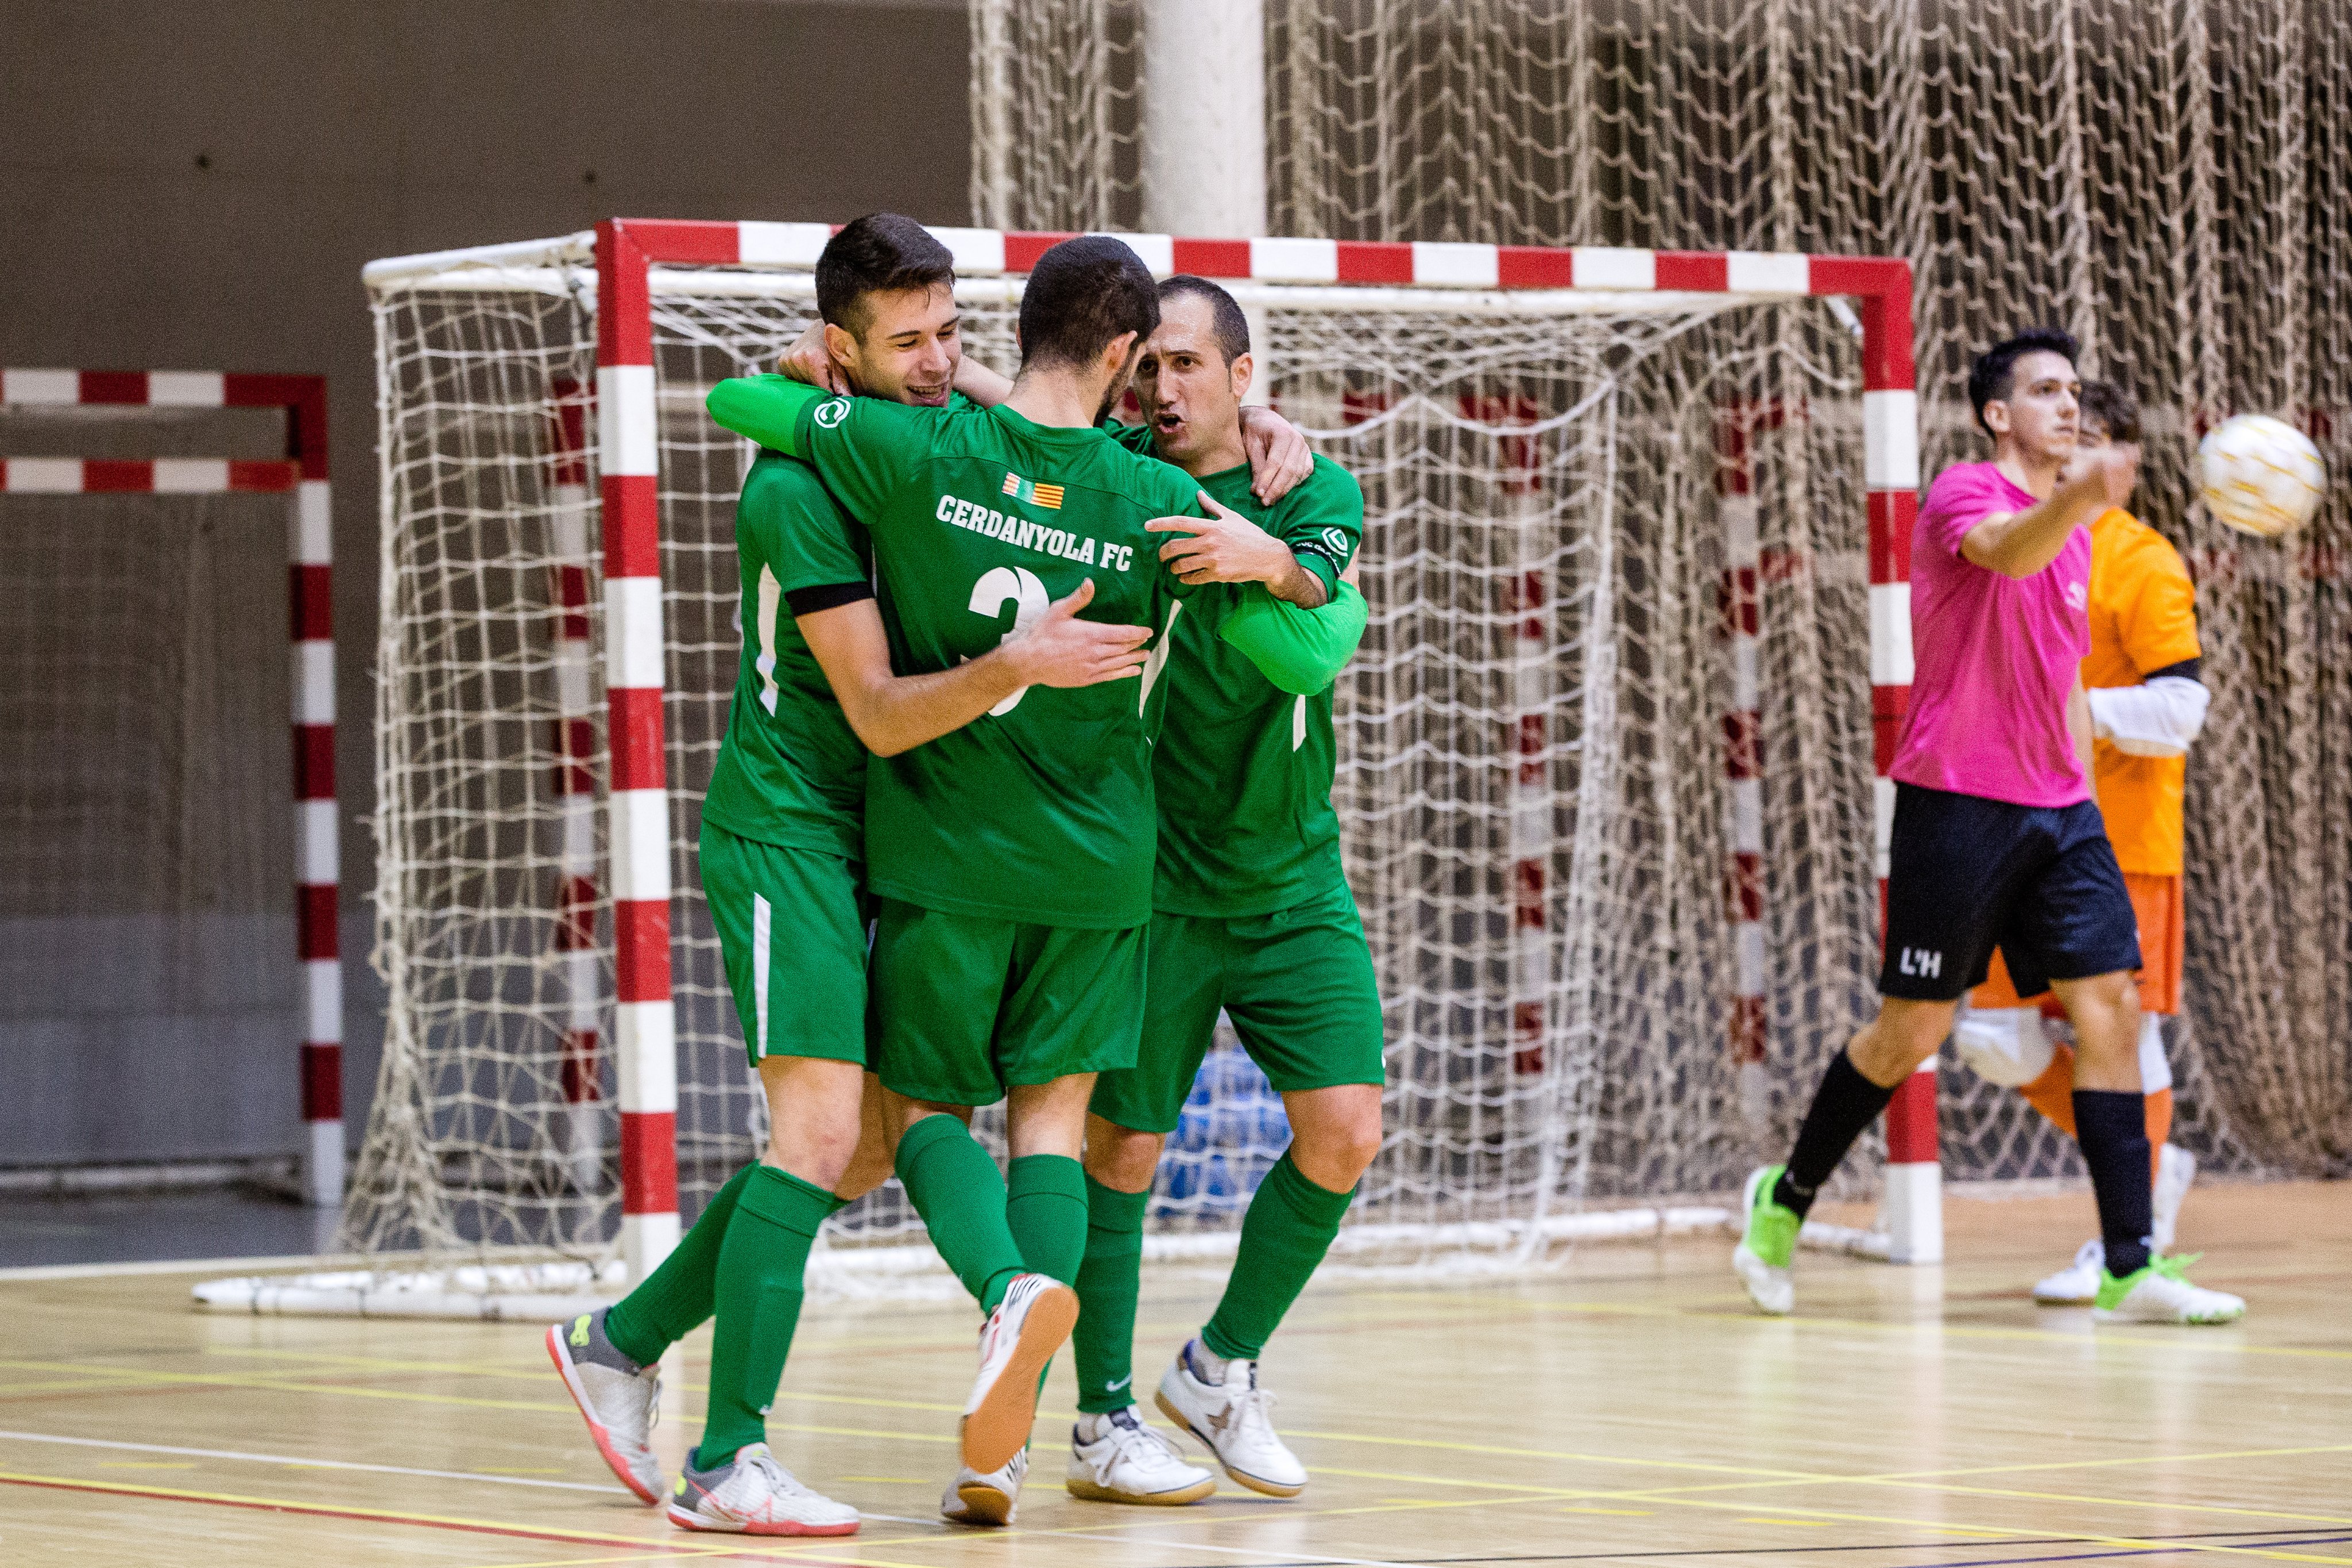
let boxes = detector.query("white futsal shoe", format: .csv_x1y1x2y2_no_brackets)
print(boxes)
962,1272,1079,1474
2033,1144,2200,1305
545,1309,665,1504
1155,1340,1307,1498
2094,1256,2246,1325
941,1446,1028,1526
666,1443,860,1536
1067,1406,1218,1505
2033,1238,2107,1305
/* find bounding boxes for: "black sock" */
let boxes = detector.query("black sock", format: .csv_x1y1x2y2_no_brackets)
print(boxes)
2074,1089,2153,1277
1772,1048,1895,1219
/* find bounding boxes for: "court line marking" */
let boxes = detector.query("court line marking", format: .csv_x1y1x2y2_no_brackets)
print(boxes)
10,1423,2337,1568
0,1468,900,1563
0,1359,959,1446
1893,1539,2352,1568
25,1353,2349,1536
204,1346,973,1417
0,1426,633,1493
1356,1291,2352,1362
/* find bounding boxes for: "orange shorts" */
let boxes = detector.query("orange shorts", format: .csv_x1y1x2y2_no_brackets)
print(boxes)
1972,870,2182,1016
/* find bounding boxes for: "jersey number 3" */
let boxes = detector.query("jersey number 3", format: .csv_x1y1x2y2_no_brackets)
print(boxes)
969,565,1050,715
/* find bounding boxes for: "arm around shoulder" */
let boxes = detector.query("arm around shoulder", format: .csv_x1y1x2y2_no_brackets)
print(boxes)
1217,580,1370,695
707,375,828,455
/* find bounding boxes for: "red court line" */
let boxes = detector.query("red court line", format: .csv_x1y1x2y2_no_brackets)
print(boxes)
0,1470,870,1563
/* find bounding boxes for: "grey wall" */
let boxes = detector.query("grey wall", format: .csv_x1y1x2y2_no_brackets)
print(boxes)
0,0,970,1167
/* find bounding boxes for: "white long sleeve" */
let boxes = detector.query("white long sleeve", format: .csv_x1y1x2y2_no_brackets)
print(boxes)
2086,675,2210,757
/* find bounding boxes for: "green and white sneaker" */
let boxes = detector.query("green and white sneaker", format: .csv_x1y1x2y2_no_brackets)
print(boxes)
1732,1164,1801,1316
2094,1254,2245,1325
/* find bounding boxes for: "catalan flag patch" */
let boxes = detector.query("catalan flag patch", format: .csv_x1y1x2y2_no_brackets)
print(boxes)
1001,471,1065,510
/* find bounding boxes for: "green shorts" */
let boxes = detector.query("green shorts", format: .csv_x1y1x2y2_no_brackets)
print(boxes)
1090,876,1387,1135
869,898,1147,1106
699,821,872,1069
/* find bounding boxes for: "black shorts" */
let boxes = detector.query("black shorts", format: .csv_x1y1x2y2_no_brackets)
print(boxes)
1878,782,2140,1002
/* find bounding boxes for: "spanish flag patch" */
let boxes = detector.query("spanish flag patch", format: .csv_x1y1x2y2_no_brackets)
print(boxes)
1001,471,1065,510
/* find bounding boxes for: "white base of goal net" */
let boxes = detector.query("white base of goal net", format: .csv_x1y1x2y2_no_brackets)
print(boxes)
207,224,1943,1317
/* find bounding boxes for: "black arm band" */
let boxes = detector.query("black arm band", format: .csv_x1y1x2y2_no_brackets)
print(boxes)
785,580,874,617
2144,657,2202,683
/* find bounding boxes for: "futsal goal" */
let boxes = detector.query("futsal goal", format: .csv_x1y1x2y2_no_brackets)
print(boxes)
200,220,1926,1316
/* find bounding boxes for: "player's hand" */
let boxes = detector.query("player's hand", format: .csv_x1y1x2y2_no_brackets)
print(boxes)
1147,493,1293,585
1003,578,1153,688
775,322,849,396
2060,442,2137,510
1240,405,1314,504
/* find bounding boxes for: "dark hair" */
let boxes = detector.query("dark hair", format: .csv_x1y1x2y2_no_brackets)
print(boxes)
1018,235,1160,371
815,213,956,337
1968,327,2080,435
2077,379,2141,444
1157,275,1251,367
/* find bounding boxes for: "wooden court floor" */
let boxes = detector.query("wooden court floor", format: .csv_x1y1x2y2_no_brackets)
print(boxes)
3,1180,2346,1567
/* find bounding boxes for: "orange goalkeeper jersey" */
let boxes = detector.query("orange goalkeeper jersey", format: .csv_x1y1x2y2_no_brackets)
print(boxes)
2085,507,2201,876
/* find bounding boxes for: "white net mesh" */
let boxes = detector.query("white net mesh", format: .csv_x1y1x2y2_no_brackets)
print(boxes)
970,0,2352,1182
354,251,1887,1276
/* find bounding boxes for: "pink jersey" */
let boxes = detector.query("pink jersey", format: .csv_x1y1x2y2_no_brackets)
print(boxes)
1889,461,2092,807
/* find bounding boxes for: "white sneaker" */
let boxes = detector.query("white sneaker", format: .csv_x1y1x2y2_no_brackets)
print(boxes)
1067,1406,1217,1505
1154,1341,1307,1498
941,1447,1028,1527
962,1273,1078,1475
2094,1256,2246,1325
2033,1238,2105,1305
2152,1143,2196,1252
666,1443,859,1536
546,1310,665,1504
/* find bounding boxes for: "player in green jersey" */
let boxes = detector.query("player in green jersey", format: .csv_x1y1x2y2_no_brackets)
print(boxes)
1062,277,1383,1507
548,215,1158,1539
702,235,1363,1526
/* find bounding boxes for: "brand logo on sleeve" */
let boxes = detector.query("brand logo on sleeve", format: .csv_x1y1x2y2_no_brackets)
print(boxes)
813,398,852,429
1002,471,1064,509
2063,580,2087,611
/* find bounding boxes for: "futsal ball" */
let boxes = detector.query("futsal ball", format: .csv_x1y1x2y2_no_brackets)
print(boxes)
2197,414,2327,538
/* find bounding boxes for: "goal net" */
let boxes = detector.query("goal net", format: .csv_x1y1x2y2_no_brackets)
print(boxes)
970,0,2352,1193
239,225,1905,1316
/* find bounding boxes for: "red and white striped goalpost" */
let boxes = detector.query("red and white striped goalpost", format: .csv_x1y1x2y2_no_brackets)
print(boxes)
577,221,1927,1278
0,369,341,1206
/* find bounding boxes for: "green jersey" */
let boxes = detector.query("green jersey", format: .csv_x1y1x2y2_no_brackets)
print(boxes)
698,451,872,860
1116,440,1368,915
710,377,1240,928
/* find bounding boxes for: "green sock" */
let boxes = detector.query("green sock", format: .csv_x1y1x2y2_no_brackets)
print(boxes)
895,1114,1026,1315
605,1160,755,1366
1005,1154,1089,1408
695,1164,838,1470
1073,1175,1150,1415
1201,1152,1354,1364
1005,1155,1089,1283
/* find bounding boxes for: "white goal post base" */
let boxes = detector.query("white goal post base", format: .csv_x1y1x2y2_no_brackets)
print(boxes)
190,1210,1888,1319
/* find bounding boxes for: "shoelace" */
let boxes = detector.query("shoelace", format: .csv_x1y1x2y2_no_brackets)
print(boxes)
740,1449,826,1504
1224,1381,1280,1439
1105,1416,1181,1467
